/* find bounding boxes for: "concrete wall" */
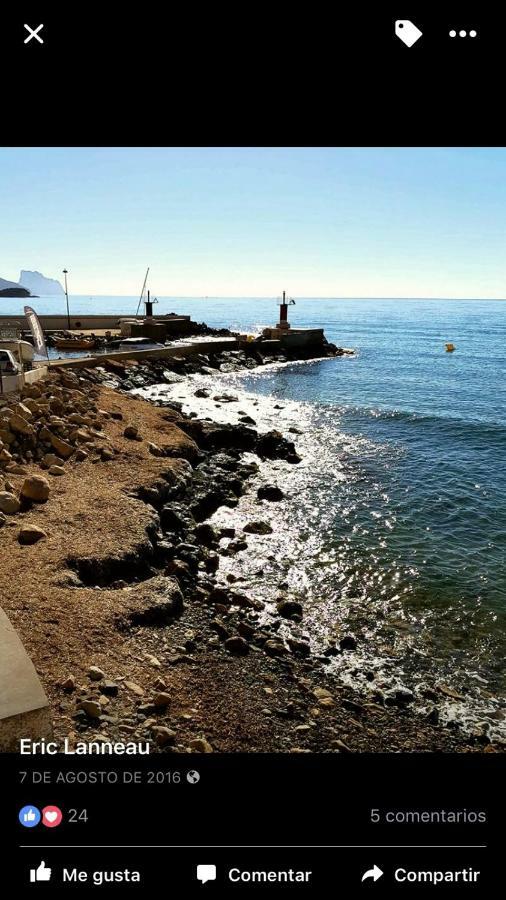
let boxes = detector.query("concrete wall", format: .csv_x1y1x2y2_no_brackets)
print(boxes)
0,609,52,751
23,366,48,385
0,373,19,394
0,366,49,395
0,314,190,331
47,339,242,369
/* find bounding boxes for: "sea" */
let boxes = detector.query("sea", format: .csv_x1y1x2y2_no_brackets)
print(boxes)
4,295,505,737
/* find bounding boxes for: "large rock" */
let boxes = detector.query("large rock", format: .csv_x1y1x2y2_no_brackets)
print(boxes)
224,636,250,655
42,453,62,468
118,576,184,627
243,521,273,535
257,484,284,502
178,419,258,452
47,434,74,458
256,430,300,463
276,599,303,619
9,414,34,437
0,492,20,514
18,525,47,545
20,475,50,503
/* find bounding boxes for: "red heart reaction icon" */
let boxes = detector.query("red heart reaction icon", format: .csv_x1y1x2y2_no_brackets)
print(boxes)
42,806,63,828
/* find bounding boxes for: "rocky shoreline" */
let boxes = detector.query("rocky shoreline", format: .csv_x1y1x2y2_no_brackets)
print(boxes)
0,340,501,753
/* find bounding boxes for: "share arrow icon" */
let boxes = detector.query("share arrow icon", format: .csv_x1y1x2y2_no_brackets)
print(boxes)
361,864,384,883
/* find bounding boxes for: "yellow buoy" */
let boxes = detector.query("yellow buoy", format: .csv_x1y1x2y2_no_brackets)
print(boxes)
445,343,455,352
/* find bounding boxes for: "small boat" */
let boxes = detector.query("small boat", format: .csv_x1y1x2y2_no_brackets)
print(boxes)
54,338,97,351
445,343,456,352
109,336,166,351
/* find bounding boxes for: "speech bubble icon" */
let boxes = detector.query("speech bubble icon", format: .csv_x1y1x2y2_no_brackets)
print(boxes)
197,864,217,884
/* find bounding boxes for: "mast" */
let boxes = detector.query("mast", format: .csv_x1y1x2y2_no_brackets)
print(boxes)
135,267,150,318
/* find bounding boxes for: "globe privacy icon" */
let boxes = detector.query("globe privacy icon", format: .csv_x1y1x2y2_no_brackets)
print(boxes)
395,20,423,47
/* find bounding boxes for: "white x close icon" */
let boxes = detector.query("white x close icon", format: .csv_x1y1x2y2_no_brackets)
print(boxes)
24,23,44,44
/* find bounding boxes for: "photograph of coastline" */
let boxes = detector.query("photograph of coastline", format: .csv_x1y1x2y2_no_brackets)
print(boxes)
0,147,504,754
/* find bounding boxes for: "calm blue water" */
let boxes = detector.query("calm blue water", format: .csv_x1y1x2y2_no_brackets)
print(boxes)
5,296,505,724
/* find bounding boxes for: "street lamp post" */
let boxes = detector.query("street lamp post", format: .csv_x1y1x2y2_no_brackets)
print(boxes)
63,269,70,329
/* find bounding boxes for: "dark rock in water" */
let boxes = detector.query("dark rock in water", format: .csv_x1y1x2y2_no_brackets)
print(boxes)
194,522,219,546
154,540,175,564
394,689,415,704
160,505,195,532
209,587,230,605
287,637,311,656
165,558,191,579
257,484,284,502
178,419,258,453
213,393,239,402
288,426,303,434
385,689,415,706
244,521,273,535
225,539,248,554
263,639,287,656
256,430,300,462
427,707,440,725
276,599,303,619
219,362,243,373
339,634,357,651
204,552,220,573
175,542,200,555
239,415,256,425
162,401,184,413
224,635,250,655
194,388,211,398
219,527,236,539
211,453,241,471
191,488,239,521
238,621,256,641
229,590,262,610
163,371,185,383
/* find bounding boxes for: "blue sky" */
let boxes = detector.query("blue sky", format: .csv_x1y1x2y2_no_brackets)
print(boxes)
1,147,505,296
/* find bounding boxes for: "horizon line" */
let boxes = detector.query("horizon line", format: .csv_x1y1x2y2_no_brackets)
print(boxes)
11,294,506,301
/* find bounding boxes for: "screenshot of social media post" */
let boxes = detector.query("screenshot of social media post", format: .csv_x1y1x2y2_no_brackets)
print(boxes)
0,146,503,892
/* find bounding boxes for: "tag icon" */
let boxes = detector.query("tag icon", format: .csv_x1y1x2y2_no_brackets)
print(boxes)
395,20,423,47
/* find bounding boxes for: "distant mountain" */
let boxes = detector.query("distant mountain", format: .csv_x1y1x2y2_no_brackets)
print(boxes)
19,270,64,295
0,276,24,291
0,276,31,297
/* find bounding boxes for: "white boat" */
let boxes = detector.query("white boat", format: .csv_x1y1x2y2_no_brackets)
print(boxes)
117,337,166,351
